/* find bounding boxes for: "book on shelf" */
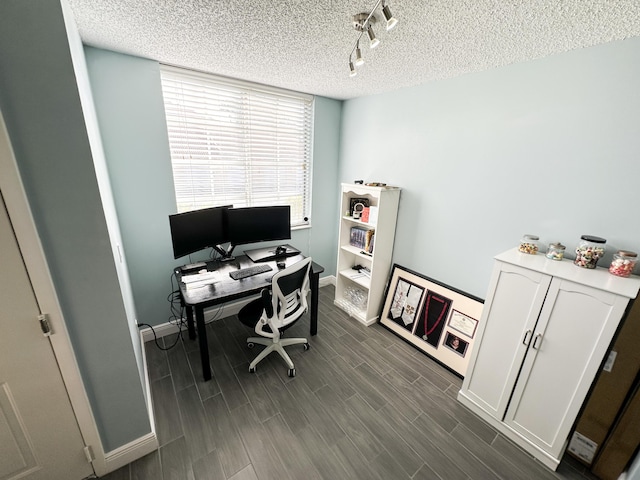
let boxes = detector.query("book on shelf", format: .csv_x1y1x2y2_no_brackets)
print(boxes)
350,226,374,250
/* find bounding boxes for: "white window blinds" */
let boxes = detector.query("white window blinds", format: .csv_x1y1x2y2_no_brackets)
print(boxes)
160,66,314,227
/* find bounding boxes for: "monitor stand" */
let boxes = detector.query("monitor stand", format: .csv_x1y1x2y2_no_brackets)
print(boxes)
245,244,300,263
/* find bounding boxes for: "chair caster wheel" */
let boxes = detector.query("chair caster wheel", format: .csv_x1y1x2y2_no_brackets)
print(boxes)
247,342,255,349
303,343,310,351
249,366,256,373
288,368,296,377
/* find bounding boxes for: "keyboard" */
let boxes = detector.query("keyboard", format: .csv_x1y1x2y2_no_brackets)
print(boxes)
229,264,273,280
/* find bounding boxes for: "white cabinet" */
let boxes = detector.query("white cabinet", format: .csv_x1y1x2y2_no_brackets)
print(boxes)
334,183,400,325
459,249,640,470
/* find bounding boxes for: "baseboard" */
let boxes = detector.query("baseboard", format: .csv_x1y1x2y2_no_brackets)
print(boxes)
103,432,158,473
320,275,335,287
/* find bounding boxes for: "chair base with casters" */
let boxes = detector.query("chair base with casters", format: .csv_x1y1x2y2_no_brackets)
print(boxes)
238,257,312,377
246,336,309,377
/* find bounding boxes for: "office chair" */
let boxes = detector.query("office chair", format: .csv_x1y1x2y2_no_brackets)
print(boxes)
238,257,312,377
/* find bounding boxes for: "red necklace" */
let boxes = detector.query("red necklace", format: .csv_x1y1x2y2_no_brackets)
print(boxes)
423,294,447,338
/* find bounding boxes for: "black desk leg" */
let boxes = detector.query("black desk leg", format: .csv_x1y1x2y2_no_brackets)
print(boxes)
195,307,212,381
186,305,196,340
310,271,319,336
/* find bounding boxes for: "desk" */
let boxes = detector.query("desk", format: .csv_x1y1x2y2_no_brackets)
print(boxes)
176,253,324,381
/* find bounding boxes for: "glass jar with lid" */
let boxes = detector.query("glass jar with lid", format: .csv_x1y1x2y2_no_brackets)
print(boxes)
574,235,606,269
519,235,539,254
546,242,566,261
609,250,637,278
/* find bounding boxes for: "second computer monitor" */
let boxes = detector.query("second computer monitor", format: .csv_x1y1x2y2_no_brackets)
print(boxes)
227,205,291,246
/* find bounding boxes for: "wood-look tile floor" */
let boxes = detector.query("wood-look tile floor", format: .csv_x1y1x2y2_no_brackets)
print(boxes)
101,285,600,480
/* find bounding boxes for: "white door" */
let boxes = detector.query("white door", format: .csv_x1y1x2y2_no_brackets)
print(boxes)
505,277,629,457
0,192,93,480
462,262,551,420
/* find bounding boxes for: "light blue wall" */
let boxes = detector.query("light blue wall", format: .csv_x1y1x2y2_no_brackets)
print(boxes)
340,37,640,299
0,0,150,452
84,47,342,327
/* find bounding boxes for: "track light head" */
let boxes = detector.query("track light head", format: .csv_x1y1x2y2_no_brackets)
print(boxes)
367,25,380,49
349,61,357,77
382,4,398,31
355,43,364,66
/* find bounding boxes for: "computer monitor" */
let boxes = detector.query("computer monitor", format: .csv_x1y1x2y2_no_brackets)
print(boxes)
227,205,291,247
168,205,230,259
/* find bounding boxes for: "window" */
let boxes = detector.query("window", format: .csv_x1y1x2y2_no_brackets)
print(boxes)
160,66,314,227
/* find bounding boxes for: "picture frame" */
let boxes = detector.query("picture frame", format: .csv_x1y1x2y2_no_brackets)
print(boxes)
349,197,370,216
379,264,484,377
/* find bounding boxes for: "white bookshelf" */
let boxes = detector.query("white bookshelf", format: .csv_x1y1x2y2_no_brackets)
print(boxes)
334,183,401,325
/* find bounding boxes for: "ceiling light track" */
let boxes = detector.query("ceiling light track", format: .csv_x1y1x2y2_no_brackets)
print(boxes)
348,0,397,77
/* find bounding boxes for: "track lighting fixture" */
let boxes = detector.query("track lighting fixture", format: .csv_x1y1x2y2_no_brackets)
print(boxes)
348,0,398,76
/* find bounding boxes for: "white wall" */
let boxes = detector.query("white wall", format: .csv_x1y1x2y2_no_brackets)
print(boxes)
340,37,640,300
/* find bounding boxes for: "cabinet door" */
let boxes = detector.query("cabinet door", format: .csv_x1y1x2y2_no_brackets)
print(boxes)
462,262,551,420
505,278,629,457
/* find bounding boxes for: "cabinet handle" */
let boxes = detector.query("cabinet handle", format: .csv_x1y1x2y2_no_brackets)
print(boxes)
522,329,533,346
532,333,543,350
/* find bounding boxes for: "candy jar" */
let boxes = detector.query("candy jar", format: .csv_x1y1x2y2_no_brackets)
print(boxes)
546,243,566,261
609,250,637,278
519,235,539,254
574,235,606,269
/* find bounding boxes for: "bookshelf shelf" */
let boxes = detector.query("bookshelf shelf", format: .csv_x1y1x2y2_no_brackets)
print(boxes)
334,183,401,326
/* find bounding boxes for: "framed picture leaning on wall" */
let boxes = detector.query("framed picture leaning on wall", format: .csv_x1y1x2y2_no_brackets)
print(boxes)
378,264,484,377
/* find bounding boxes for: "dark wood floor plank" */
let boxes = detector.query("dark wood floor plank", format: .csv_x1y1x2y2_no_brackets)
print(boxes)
355,362,422,421
285,377,346,446
295,425,352,480
130,451,161,480
379,403,469,480
329,435,386,480
412,412,498,480
150,376,183,446
165,337,195,392
344,394,424,477
451,423,533,480
232,364,279,422
314,384,384,459
257,367,309,434
262,414,323,480
210,352,249,408
228,402,293,480
203,393,251,478
192,450,225,480
333,357,388,411
185,348,222,401
491,434,560,480
159,436,194,480
145,341,170,382
362,337,420,383
177,385,217,461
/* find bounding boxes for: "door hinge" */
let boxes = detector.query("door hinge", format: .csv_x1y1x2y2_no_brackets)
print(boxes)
38,314,52,337
84,445,95,463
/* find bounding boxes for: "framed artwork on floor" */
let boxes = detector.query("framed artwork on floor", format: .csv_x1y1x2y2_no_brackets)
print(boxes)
378,264,484,377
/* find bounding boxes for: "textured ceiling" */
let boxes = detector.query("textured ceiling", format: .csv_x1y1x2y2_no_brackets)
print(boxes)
67,0,640,100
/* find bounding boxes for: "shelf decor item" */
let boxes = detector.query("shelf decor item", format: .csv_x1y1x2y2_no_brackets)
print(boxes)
379,264,484,377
